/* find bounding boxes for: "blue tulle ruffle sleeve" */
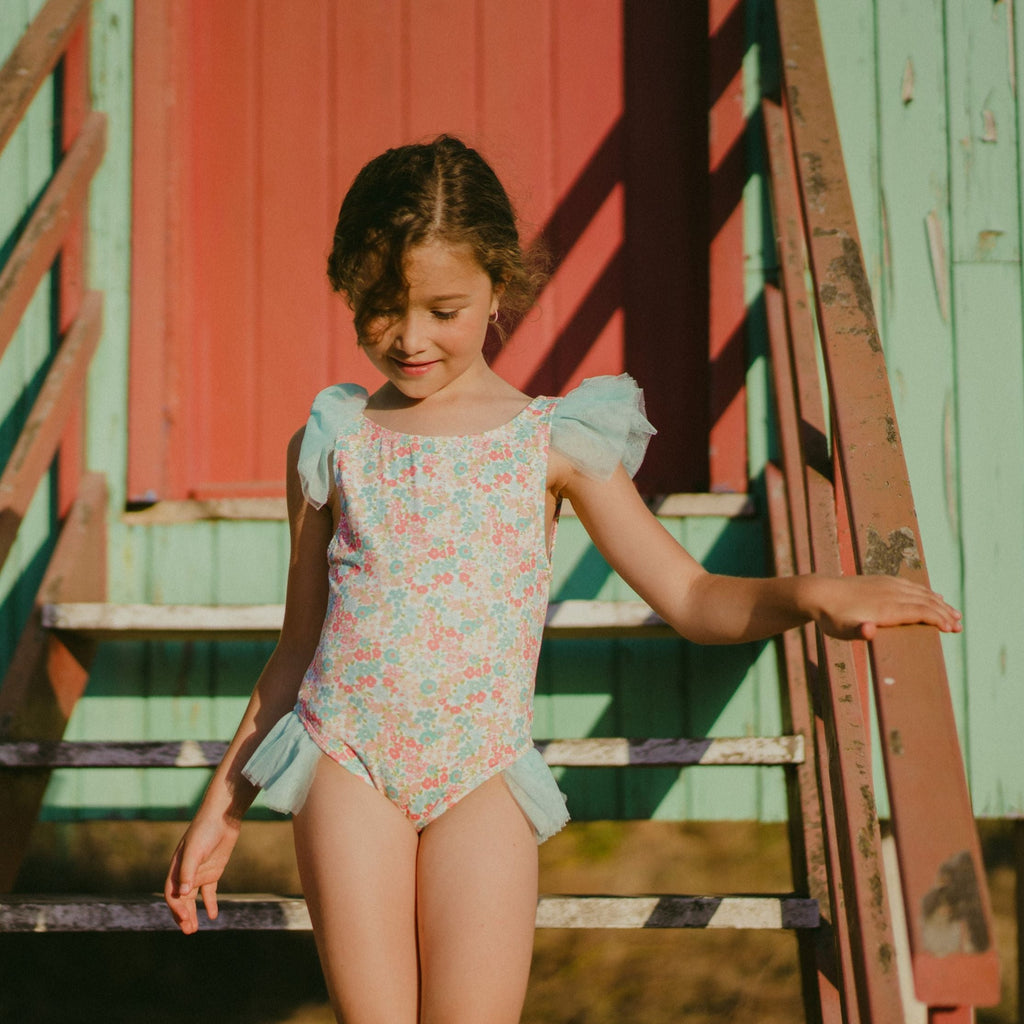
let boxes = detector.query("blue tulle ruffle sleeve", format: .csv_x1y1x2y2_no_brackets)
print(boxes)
550,373,656,480
296,383,369,509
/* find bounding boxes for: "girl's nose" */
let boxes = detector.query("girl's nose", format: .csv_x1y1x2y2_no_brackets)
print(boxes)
390,315,425,354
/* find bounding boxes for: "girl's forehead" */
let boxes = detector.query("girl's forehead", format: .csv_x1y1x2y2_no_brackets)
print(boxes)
403,240,488,291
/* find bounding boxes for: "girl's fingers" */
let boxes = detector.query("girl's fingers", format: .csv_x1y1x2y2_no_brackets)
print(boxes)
201,882,220,921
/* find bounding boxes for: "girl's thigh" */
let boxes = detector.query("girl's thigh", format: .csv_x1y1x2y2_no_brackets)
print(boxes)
292,754,419,1024
416,774,538,1024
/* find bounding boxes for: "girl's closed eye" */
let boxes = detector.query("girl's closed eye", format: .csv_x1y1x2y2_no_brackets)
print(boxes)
432,308,459,321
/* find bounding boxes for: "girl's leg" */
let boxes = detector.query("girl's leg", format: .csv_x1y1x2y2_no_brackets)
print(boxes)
416,774,538,1024
292,755,420,1024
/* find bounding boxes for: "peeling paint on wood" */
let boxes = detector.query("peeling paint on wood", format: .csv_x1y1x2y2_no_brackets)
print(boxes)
901,57,914,104
925,209,950,322
919,850,992,956
981,108,998,143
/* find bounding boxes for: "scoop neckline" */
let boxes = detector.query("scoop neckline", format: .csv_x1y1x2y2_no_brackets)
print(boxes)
360,395,544,440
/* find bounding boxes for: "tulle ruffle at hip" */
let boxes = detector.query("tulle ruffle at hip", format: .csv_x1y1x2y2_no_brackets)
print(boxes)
242,709,569,844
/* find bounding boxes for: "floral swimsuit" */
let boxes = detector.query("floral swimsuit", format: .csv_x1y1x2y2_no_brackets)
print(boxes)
243,374,654,842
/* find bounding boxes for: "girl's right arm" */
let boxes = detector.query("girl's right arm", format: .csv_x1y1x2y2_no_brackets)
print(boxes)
164,427,332,934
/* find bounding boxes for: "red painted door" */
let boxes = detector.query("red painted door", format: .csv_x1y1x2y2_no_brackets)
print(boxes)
130,1,728,502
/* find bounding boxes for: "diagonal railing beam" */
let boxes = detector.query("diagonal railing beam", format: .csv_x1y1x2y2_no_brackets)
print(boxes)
774,0,999,1009
0,0,90,157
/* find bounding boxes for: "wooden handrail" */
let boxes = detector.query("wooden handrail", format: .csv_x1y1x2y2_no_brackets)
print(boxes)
0,109,106,363
0,291,103,572
0,0,89,157
0,0,106,569
769,0,999,1015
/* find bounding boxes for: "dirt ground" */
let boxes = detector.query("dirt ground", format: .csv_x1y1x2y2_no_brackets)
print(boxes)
1,819,1017,1023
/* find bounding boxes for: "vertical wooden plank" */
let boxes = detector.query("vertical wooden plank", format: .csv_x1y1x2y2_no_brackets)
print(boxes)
478,0,554,394
186,1,259,494
544,517,617,818
84,0,134,517
406,0,477,140
872,0,964,715
128,0,190,502
675,515,772,821
252,1,333,491
708,0,748,493
617,637,686,820
539,639,618,820
814,0,882,298
622,0,710,494
55,17,89,517
952,264,1024,814
946,0,1019,265
145,523,216,812
545,0,623,393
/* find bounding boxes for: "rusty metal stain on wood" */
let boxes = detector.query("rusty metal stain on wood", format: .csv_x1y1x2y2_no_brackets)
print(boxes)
863,526,922,576
919,850,992,956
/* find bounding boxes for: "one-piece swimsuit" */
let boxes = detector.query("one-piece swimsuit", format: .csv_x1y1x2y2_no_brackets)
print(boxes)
243,374,654,842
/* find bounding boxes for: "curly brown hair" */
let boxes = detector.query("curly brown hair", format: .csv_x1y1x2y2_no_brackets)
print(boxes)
327,136,547,342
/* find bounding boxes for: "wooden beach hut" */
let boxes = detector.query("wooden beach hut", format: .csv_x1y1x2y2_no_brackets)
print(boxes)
0,1,1017,1019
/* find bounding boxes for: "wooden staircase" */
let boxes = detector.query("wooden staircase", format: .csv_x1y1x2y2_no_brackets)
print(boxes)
1,561,818,936
0,1,1002,1022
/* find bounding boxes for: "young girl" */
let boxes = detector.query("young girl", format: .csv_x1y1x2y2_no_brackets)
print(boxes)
165,135,961,1024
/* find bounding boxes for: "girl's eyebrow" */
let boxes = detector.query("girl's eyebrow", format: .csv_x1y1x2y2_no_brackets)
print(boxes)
424,293,471,303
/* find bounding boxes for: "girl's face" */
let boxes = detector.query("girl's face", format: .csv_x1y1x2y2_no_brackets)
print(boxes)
360,241,500,400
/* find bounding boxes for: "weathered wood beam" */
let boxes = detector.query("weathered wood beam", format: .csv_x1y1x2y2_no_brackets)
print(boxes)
775,0,999,1008
0,735,804,770
0,110,106,366
40,598,678,641
0,893,820,933
765,461,843,1024
0,473,107,892
120,492,757,524
0,291,103,574
0,0,89,156
763,81,903,1020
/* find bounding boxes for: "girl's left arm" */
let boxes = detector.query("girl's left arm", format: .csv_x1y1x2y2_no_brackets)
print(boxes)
562,464,961,645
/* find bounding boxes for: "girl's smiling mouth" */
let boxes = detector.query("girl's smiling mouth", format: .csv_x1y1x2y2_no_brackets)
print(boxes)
392,358,439,375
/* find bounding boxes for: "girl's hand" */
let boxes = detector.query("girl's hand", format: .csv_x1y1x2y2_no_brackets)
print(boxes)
810,575,962,641
164,812,242,934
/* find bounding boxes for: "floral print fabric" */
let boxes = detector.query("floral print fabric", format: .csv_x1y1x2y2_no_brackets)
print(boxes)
296,395,557,828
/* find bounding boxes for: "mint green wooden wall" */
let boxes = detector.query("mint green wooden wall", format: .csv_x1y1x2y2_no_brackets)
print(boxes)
812,0,1024,817
5,0,1022,822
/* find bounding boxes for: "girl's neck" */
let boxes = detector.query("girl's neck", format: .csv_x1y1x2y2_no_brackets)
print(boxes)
366,367,530,436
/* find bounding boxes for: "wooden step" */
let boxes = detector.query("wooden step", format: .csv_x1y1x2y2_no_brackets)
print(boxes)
0,893,818,932
41,600,676,640
0,735,804,769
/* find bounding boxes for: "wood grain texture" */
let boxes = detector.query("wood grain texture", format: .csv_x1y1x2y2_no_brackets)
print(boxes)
0,893,820,933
